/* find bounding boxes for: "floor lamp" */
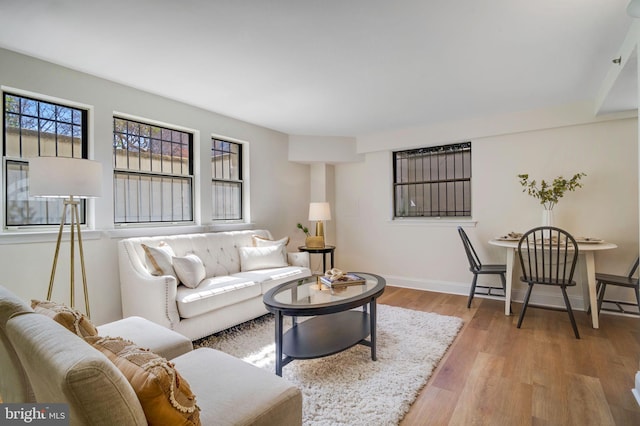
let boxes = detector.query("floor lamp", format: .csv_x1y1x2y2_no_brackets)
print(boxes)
29,157,102,317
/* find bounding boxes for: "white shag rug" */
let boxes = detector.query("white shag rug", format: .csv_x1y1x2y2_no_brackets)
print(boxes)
194,304,463,426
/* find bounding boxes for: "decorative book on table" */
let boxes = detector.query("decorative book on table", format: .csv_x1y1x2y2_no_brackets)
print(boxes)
320,273,366,287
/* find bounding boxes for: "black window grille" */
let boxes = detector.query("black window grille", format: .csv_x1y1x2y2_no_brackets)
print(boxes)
113,117,193,224
393,142,471,218
211,138,242,220
3,92,88,227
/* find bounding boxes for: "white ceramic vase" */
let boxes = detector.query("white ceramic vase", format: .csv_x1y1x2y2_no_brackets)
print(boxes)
542,208,554,227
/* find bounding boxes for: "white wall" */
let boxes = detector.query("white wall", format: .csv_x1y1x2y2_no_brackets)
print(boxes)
335,116,638,309
0,48,310,324
288,135,362,163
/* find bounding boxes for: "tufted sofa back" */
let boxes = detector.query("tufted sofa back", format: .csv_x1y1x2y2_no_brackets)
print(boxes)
122,230,272,279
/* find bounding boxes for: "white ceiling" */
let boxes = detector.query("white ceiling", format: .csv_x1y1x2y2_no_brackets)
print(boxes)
0,0,635,137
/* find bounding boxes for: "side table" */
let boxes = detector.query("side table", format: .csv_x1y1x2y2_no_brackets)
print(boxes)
298,245,335,273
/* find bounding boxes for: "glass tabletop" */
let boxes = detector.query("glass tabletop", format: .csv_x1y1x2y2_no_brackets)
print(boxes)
263,272,386,314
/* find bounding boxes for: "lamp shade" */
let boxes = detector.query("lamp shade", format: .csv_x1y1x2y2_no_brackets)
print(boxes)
29,157,102,198
308,202,331,221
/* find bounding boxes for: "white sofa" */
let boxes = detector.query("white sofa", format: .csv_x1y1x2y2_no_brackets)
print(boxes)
0,285,302,425
118,229,311,340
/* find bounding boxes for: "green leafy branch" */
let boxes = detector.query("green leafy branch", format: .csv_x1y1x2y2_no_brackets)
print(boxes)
518,173,586,210
296,223,310,236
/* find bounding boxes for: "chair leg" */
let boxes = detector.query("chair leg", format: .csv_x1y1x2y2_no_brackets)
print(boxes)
467,274,478,309
517,283,534,329
634,286,640,314
561,286,580,339
597,283,607,315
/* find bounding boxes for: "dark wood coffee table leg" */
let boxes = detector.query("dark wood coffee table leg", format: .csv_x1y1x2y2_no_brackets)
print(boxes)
275,310,284,376
370,299,377,361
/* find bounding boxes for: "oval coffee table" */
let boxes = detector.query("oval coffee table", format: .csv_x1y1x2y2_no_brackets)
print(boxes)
263,272,386,376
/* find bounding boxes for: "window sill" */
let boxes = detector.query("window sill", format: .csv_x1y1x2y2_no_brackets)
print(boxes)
0,229,103,245
107,224,210,239
0,222,258,243
106,222,255,239
389,217,477,227
208,222,254,232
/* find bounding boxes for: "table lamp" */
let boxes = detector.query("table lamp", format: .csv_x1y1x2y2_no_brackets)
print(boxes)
308,202,331,247
29,157,102,317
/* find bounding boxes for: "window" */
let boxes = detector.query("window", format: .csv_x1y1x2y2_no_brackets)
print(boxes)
211,138,242,220
3,92,88,227
393,142,471,218
113,117,193,224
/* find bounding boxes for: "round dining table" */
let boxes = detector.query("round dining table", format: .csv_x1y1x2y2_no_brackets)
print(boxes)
489,238,617,329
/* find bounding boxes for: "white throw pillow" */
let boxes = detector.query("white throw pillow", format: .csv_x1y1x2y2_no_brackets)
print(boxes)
172,254,206,289
142,242,177,279
252,235,290,247
239,244,288,272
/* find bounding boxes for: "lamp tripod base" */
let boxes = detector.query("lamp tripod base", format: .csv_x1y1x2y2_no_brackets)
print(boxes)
47,197,91,317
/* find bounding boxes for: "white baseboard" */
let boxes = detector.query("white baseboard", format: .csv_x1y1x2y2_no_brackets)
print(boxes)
385,275,589,311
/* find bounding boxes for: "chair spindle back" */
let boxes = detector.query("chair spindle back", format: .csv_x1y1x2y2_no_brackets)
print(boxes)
458,227,482,272
517,226,579,285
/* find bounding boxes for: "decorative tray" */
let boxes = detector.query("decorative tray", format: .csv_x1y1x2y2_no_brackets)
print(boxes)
497,232,522,241
575,237,603,244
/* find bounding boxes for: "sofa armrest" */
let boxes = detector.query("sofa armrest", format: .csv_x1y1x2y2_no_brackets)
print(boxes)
287,251,310,268
97,316,193,360
118,240,180,330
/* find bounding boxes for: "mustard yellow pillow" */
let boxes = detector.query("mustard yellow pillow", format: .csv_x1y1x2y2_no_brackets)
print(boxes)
31,299,98,338
88,336,200,426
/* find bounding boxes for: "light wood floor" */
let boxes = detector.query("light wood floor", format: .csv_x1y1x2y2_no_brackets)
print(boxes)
379,286,640,426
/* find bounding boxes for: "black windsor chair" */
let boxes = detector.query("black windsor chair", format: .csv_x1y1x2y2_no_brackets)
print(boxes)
517,226,580,339
596,256,640,315
457,227,507,309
